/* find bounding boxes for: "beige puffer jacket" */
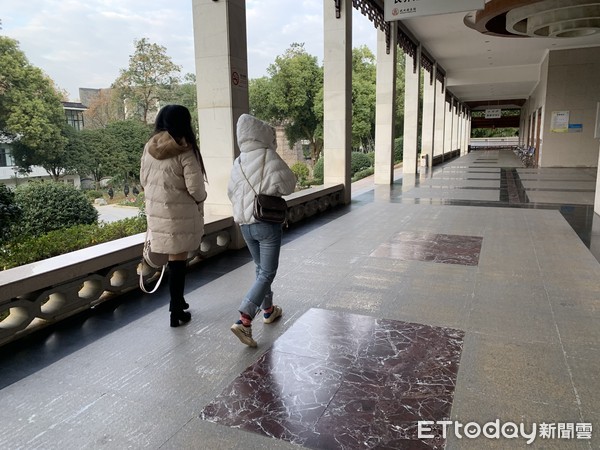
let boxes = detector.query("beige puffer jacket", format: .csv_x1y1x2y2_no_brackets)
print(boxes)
227,114,296,225
140,131,206,254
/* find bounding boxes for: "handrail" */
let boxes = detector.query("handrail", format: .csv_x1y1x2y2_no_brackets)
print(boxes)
0,184,345,347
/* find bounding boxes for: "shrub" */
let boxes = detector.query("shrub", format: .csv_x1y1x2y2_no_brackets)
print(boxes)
85,190,104,200
352,167,375,182
0,184,21,245
14,182,98,237
313,157,324,184
394,137,404,163
351,152,372,176
0,216,146,270
291,162,310,186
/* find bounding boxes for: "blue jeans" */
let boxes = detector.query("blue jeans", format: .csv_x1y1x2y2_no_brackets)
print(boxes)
238,222,283,318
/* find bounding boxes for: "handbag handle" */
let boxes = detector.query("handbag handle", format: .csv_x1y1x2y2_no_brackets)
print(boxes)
139,230,166,294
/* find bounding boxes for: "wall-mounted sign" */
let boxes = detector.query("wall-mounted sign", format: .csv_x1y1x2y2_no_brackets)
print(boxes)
384,0,485,21
485,108,501,119
568,124,583,133
231,68,248,89
550,111,569,133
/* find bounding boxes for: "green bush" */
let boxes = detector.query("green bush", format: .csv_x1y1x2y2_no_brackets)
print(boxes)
291,162,310,186
14,182,98,237
352,167,375,182
313,157,324,184
394,137,404,163
0,184,21,245
85,190,104,200
351,152,372,176
0,216,146,270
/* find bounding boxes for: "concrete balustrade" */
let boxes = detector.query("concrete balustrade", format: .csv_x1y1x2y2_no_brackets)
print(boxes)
0,185,344,347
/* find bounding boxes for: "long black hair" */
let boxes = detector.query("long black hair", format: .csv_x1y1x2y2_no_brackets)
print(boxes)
153,104,207,180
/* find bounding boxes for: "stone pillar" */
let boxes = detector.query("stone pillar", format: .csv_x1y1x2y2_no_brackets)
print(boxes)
595,145,600,215
193,0,248,222
374,26,397,185
323,0,352,204
463,109,470,154
421,64,436,170
403,47,421,174
434,77,445,161
444,97,453,156
456,103,464,156
453,102,459,152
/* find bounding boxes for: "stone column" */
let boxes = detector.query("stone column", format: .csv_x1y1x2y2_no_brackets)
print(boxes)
323,0,352,204
421,64,436,170
434,77,445,161
463,109,471,154
456,103,464,156
444,97,453,156
193,0,248,219
453,102,460,152
374,26,397,185
595,145,600,215
403,47,421,174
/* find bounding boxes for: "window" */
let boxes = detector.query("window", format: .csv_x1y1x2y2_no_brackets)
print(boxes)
65,109,85,130
0,147,14,167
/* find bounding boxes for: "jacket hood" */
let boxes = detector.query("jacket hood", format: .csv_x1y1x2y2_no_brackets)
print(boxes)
146,131,191,160
236,114,277,153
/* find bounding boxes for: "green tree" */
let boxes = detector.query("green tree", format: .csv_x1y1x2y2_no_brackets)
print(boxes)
112,38,181,123
249,76,273,120
164,73,198,135
79,128,121,188
104,120,151,183
351,46,377,152
0,36,68,177
256,43,324,163
395,51,406,139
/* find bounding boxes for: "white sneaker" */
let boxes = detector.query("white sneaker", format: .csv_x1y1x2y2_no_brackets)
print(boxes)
263,305,282,324
230,322,257,347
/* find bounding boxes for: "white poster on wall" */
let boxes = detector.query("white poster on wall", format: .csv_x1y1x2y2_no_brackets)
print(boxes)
550,111,569,133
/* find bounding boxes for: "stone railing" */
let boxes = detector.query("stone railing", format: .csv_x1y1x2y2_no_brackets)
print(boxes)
0,184,344,347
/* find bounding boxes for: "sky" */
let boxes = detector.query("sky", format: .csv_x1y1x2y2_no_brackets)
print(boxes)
1,0,378,101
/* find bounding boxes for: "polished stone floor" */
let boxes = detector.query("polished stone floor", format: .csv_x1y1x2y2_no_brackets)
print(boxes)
0,149,599,449
202,309,464,449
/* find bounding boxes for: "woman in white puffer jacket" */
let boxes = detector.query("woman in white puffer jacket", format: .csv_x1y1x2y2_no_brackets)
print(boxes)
227,114,296,347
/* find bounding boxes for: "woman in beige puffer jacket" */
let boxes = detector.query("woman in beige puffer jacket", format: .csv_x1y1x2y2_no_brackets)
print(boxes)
140,105,207,327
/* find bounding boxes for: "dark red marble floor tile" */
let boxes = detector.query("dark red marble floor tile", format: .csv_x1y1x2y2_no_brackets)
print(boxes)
201,309,464,449
370,232,483,266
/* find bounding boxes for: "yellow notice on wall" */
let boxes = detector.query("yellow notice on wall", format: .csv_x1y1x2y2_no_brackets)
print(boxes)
550,111,569,133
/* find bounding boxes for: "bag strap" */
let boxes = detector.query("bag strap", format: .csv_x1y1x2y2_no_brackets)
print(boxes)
139,230,166,294
139,264,166,294
238,149,267,195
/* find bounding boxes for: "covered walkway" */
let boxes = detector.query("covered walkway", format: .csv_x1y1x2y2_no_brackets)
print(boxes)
1,149,598,449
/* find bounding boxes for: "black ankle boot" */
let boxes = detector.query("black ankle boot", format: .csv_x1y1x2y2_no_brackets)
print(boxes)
170,310,191,327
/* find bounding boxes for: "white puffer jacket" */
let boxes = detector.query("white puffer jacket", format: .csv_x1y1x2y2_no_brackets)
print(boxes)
140,131,207,254
227,114,296,225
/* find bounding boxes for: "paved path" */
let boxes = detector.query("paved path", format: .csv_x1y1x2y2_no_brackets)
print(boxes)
95,204,140,223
